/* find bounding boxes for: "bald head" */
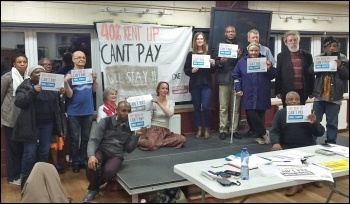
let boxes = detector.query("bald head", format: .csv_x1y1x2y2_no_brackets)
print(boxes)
285,91,300,106
117,101,131,123
72,51,86,68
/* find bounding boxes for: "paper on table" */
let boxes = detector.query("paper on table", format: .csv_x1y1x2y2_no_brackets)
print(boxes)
228,155,272,169
318,159,349,171
276,165,334,182
275,150,315,160
272,158,303,166
322,145,349,158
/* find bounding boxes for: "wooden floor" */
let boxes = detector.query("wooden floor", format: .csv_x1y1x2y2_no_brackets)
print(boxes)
1,131,349,203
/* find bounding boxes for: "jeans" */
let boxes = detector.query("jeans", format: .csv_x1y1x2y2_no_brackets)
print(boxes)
68,115,93,167
313,101,340,144
191,85,212,128
218,85,241,133
21,122,54,176
4,126,23,182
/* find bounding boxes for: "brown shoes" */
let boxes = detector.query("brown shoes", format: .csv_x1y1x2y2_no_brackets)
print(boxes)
196,127,202,137
204,128,210,138
285,185,303,196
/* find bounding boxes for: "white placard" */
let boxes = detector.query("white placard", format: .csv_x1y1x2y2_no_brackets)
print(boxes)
313,56,337,72
126,94,153,112
71,68,93,85
247,57,267,73
286,105,312,123
192,54,211,68
218,43,238,58
39,73,64,91
128,111,151,131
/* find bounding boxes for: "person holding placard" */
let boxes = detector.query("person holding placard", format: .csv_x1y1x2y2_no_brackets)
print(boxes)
39,57,67,174
275,30,314,108
84,101,147,203
138,81,186,150
310,36,349,144
232,42,276,145
270,91,325,196
184,32,216,138
214,26,243,140
1,53,28,185
64,50,98,173
243,29,277,138
13,65,63,183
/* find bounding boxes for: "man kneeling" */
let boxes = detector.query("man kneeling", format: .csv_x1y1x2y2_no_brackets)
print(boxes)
83,101,147,202
270,91,325,196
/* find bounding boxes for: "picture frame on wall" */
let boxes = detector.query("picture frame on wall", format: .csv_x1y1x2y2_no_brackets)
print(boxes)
57,44,70,58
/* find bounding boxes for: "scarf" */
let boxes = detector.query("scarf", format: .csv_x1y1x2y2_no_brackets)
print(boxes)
11,67,26,96
102,102,117,116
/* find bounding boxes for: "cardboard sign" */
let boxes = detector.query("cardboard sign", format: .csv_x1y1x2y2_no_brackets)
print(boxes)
286,105,312,123
218,43,238,58
71,68,93,85
128,111,151,131
127,94,153,112
192,54,211,68
247,57,267,73
39,73,64,91
313,56,337,72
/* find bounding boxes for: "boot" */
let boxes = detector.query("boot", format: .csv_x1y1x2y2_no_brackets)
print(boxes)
204,128,210,139
285,185,303,196
196,127,202,138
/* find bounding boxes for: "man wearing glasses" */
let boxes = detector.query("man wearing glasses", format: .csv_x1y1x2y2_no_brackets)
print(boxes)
275,30,314,107
64,51,98,173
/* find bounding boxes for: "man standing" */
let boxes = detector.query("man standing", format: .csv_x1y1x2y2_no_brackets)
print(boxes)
311,36,349,144
214,25,243,140
83,101,147,202
275,30,314,108
244,29,277,137
270,91,325,196
64,51,98,173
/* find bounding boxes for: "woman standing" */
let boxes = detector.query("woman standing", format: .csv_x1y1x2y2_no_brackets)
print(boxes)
13,65,62,179
97,87,118,123
1,53,28,185
138,81,186,150
184,32,216,138
232,42,277,144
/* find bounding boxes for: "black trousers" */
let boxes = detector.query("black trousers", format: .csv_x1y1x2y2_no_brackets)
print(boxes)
246,109,266,138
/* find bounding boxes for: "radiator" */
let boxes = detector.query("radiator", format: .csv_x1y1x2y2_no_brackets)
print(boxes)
169,114,181,134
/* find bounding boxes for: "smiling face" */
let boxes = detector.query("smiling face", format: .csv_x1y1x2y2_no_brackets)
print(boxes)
248,32,259,44
157,82,169,97
72,51,86,68
248,46,260,58
107,89,118,103
40,58,53,73
196,34,205,48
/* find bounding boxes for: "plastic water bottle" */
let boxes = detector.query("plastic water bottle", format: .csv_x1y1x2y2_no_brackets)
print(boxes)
240,147,249,180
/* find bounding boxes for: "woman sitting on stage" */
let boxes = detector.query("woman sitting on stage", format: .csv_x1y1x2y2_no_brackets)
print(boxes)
138,81,186,151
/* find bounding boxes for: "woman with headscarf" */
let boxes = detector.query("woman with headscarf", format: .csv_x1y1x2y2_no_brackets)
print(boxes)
232,42,277,145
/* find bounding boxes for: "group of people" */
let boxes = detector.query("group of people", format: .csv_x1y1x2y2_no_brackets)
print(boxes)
1,27,348,202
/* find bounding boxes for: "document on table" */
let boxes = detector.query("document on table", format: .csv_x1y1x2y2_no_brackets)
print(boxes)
317,159,349,171
275,150,315,160
321,145,349,158
228,155,272,169
276,165,334,182
271,158,303,166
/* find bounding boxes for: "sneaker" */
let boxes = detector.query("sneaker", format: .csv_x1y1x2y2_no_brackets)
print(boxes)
9,178,21,186
55,164,66,174
232,132,242,139
263,130,271,144
219,132,227,140
83,190,99,203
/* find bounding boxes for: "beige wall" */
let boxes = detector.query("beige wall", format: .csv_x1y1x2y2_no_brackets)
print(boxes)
1,1,348,32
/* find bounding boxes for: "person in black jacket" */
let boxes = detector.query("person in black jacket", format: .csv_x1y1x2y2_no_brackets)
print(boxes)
310,36,349,144
13,65,62,179
275,30,314,107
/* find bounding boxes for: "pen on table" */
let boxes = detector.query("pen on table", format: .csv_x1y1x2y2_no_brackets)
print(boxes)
273,161,291,162
259,156,272,161
312,163,332,170
208,170,217,175
227,163,241,169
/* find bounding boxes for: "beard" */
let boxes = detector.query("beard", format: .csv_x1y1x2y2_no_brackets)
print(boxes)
288,45,299,52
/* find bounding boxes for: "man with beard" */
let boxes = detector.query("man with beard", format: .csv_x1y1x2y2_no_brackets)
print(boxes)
275,30,314,108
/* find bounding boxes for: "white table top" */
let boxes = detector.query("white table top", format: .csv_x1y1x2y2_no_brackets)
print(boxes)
174,145,349,200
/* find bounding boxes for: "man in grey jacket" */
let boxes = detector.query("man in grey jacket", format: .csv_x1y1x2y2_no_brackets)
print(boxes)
214,25,243,140
83,101,147,202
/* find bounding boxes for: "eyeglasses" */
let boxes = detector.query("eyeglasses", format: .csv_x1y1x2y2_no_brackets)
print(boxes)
40,63,52,66
74,56,86,60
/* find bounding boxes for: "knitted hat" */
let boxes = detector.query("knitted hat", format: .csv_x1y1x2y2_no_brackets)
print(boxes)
323,36,338,47
247,42,261,51
27,65,45,77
